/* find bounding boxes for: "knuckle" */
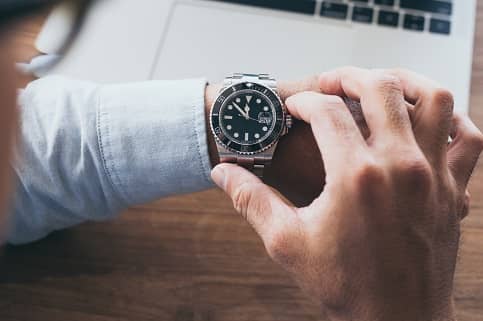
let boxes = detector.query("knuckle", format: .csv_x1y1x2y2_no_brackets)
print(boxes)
325,95,346,107
311,97,346,122
370,74,402,94
457,115,483,150
460,192,471,220
392,156,433,192
352,161,389,205
430,88,454,116
232,182,271,224
469,131,483,150
353,161,387,191
394,157,431,177
306,74,320,90
232,182,255,218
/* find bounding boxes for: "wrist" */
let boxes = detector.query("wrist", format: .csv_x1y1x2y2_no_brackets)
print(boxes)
205,83,222,168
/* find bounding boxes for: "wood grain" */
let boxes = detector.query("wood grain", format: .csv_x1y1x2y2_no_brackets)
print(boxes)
1,4,483,321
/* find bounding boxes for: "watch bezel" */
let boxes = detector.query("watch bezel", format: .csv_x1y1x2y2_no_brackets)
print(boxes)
210,81,285,155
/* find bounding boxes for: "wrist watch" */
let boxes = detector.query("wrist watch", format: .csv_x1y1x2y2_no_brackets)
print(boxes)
209,73,292,178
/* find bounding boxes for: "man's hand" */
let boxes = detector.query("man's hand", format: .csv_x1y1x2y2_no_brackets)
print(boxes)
210,67,483,321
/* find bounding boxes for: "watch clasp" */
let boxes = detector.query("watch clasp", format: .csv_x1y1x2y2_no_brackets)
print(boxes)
283,114,293,136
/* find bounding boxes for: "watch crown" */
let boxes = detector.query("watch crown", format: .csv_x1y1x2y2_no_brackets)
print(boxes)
285,115,293,129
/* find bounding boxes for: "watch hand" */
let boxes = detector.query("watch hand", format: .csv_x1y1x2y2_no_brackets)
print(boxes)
233,102,248,119
244,105,251,117
235,113,258,121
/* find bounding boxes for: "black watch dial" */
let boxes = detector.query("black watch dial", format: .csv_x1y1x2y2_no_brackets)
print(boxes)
220,90,275,145
211,82,285,155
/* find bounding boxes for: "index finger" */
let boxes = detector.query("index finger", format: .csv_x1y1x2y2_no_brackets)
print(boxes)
277,75,320,100
285,92,367,175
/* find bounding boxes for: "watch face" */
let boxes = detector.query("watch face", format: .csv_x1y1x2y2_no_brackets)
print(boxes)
211,82,285,155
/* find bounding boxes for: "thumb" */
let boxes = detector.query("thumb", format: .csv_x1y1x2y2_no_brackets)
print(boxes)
211,163,293,239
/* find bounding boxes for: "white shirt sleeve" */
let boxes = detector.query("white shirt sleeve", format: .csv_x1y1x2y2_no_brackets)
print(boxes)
9,76,214,244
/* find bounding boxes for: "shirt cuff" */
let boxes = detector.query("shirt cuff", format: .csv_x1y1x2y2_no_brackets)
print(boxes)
97,78,214,206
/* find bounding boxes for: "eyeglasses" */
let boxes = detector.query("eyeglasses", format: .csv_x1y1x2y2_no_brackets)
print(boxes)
1,0,94,65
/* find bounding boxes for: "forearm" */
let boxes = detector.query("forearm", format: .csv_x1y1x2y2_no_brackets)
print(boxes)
11,77,122,244
205,83,221,167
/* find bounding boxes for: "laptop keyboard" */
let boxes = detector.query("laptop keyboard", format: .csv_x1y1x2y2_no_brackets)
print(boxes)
203,0,453,35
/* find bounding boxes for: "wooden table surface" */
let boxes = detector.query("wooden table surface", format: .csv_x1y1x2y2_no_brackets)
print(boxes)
1,5,483,321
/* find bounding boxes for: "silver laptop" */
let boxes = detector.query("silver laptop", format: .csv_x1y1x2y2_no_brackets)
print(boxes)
36,0,476,114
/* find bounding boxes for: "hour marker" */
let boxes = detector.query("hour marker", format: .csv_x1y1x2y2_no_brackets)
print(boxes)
254,133,260,139
227,125,232,130
245,133,249,141
236,98,241,103
228,105,233,110
262,126,268,132
263,106,269,111
246,96,252,103
224,115,233,120
234,132,239,138
256,99,262,104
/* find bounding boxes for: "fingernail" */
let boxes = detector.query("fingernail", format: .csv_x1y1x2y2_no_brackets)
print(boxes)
211,165,226,189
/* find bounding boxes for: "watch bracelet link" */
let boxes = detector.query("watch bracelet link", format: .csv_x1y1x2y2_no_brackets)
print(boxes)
219,154,272,179
221,73,278,178
223,73,277,91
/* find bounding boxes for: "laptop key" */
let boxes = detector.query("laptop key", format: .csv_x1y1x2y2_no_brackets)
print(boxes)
320,2,349,20
206,0,317,15
374,0,395,6
352,7,374,24
430,18,451,35
378,10,399,27
400,0,452,16
403,14,425,32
